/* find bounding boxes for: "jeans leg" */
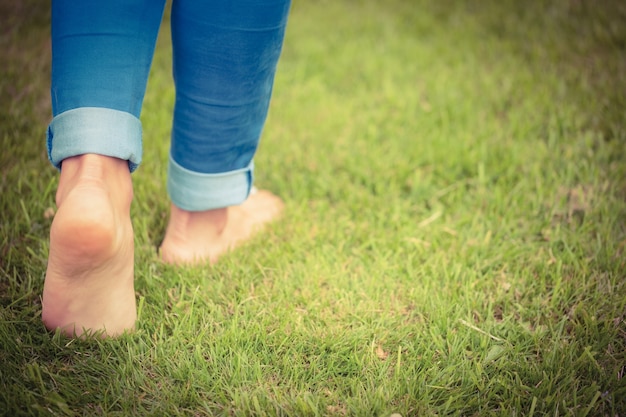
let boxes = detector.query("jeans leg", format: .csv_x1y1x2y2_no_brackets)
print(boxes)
47,0,166,171
167,0,291,211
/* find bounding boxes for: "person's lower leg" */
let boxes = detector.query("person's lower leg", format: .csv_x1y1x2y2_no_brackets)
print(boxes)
160,0,291,265
44,0,164,336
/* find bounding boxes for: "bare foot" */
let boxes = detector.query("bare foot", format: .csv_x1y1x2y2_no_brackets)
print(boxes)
42,154,136,337
159,189,284,265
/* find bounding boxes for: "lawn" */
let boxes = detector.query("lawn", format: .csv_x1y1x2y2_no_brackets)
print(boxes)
1,0,625,415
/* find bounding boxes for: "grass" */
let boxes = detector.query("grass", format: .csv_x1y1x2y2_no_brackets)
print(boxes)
1,0,625,415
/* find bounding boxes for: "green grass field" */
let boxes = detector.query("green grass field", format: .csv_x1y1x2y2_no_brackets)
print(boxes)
1,0,625,415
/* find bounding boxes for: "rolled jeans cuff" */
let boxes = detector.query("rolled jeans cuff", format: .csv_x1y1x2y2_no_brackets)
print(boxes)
167,154,254,211
47,107,142,172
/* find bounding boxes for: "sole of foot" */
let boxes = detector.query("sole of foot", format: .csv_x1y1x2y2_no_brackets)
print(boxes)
42,155,136,337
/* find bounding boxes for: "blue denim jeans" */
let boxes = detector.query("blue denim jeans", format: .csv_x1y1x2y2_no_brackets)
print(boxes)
47,0,290,211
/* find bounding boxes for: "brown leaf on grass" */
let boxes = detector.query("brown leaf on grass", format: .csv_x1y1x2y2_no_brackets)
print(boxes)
554,185,594,224
565,185,592,215
376,345,389,360
326,405,347,416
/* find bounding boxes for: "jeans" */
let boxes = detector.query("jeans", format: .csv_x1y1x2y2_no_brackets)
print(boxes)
47,0,291,211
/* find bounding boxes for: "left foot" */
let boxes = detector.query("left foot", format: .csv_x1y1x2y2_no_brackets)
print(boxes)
42,155,136,337
159,189,284,265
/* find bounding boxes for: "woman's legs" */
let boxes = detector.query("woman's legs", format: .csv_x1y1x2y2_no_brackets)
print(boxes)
43,0,165,336
44,0,292,336
160,0,291,264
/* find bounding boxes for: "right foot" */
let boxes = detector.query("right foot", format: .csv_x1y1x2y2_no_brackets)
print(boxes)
159,189,284,265
42,155,136,337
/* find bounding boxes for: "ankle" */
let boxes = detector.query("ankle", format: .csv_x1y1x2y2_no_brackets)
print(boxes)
169,204,228,235
56,154,133,207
